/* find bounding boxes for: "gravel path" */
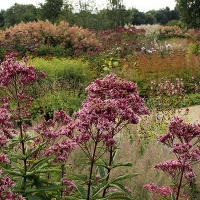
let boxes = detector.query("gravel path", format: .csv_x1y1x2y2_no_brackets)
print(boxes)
183,105,200,123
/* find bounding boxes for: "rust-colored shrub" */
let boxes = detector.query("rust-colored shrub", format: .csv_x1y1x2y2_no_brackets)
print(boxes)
159,26,183,38
119,52,200,97
184,29,200,41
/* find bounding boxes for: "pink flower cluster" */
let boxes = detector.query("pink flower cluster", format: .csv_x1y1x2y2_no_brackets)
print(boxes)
0,54,45,122
62,180,74,196
75,73,149,147
0,169,24,200
151,78,185,97
95,27,146,57
0,108,18,164
35,110,76,163
0,54,36,87
105,186,132,198
48,139,77,162
144,183,172,199
144,183,189,200
156,117,200,183
0,154,9,163
159,117,200,144
145,117,200,199
154,160,195,182
0,54,46,166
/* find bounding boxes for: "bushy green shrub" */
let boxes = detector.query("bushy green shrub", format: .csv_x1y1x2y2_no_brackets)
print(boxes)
37,45,67,57
188,42,200,56
167,20,184,28
29,57,94,88
29,90,85,121
27,57,95,122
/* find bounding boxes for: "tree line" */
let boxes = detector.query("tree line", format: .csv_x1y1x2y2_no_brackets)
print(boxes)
0,0,199,30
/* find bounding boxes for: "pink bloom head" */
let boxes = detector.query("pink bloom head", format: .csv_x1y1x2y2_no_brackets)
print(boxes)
75,73,149,147
144,183,172,199
0,169,24,199
62,179,74,196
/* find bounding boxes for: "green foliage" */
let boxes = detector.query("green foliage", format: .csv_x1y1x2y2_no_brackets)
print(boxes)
0,1,179,31
188,42,200,56
37,45,66,57
132,7,179,26
178,93,200,108
166,20,183,27
1,132,65,199
176,0,200,28
68,150,135,199
0,10,5,27
39,0,63,23
4,3,38,27
102,57,121,74
29,90,85,121
29,57,93,87
132,9,157,25
27,57,93,121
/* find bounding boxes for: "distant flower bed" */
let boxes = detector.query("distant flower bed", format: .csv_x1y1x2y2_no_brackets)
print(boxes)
0,20,100,58
92,26,146,57
134,24,161,35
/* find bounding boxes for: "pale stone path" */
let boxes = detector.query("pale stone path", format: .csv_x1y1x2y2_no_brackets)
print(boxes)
181,105,200,123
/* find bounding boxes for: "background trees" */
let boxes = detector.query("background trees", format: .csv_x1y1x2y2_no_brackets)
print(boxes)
3,3,38,27
39,0,63,23
176,0,200,28
0,10,5,28
0,0,182,30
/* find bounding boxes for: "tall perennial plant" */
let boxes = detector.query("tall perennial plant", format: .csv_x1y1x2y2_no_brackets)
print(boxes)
144,117,200,200
0,54,149,199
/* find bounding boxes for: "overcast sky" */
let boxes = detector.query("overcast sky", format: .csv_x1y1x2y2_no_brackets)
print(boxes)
0,0,176,12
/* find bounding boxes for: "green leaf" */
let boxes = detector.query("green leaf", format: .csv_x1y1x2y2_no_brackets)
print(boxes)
91,183,108,199
95,163,108,169
74,183,87,198
28,168,60,175
98,165,106,178
27,195,44,200
171,192,176,200
25,185,66,193
3,169,23,177
112,150,118,163
110,174,139,183
109,183,132,196
28,157,51,171
69,173,88,181
108,195,133,200
25,143,45,159
63,197,82,200
105,191,133,199
111,162,132,169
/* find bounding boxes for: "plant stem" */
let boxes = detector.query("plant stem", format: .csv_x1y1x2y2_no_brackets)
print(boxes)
19,120,27,190
176,166,185,200
17,101,27,191
102,145,113,197
14,76,27,191
61,164,65,198
87,140,98,200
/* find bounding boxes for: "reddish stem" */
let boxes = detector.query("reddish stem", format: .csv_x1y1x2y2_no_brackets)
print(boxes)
102,145,113,197
61,164,65,198
87,140,98,200
14,75,27,191
176,166,185,200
